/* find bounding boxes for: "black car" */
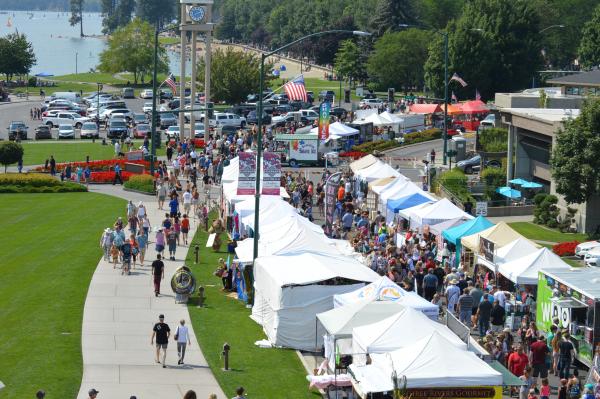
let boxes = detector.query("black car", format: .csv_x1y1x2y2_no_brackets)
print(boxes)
160,89,173,100
318,90,335,102
330,107,348,119
159,113,177,129
7,121,28,140
107,120,129,139
273,104,294,116
246,110,271,125
34,125,52,140
273,114,309,127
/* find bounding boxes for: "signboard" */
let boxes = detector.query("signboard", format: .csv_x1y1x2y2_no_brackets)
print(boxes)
236,152,256,195
261,152,281,195
475,201,488,216
324,172,342,237
405,387,500,399
125,150,144,161
479,236,494,262
318,101,331,141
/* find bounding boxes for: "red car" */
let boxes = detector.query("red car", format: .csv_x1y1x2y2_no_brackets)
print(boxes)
133,123,150,138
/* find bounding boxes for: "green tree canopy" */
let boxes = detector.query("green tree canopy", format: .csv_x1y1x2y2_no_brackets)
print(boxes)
69,0,84,37
197,47,274,105
334,40,367,84
366,29,429,92
369,0,415,37
578,3,600,69
0,142,24,173
100,0,135,33
136,0,177,27
551,98,600,204
0,33,36,81
98,18,168,84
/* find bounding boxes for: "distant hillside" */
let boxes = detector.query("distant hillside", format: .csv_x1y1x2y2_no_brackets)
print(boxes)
0,0,101,11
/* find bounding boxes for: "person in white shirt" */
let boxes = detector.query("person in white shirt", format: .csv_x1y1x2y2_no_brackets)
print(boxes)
182,189,192,214
175,319,191,364
493,286,507,307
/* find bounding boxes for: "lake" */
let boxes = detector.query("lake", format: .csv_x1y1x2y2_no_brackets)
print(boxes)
0,10,185,77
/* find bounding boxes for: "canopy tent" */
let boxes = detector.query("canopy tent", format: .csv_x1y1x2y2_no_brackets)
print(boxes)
495,237,539,264
309,121,359,139
461,221,527,253
461,100,489,114
356,112,394,127
409,103,442,114
251,253,379,350
354,160,400,183
386,192,434,224
496,186,522,199
379,111,405,123
240,203,322,235
221,157,239,183
373,174,410,197
446,103,463,115
350,154,379,173
368,176,397,189
352,308,467,361
429,217,469,236
378,179,430,215
333,276,439,319
443,216,494,265
397,201,432,220
350,332,502,395
407,198,474,227
497,247,572,285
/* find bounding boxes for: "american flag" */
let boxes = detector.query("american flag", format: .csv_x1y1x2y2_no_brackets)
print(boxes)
163,73,177,94
475,89,481,101
451,91,458,103
283,75,308,102
450,73,468,87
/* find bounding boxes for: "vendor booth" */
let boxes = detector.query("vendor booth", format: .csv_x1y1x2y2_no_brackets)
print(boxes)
386,192,434,224
453,100,489,131
350,154,379,174
405,198,474,228
333,276,439,319
429,217,469,236
349,331,503,399
251,252,379,350
537,268,600,367
375,178,420,215
496,247,571,286
495,237,539,263
442,216,494,266
355,160,401,184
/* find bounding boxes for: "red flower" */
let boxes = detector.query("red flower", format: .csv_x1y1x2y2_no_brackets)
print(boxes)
552,241,579,257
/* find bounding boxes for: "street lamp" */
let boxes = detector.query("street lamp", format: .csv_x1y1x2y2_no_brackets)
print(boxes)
540,24,565,34
252,29,371,263
399,24,449,165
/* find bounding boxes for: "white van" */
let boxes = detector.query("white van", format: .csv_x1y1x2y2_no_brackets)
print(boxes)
584,246,600,267
50,91,83,104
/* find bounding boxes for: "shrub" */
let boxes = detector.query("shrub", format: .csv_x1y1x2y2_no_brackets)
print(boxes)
436,169,476,207
351,128,442,154
533,193,559,226
0,141,24,172
481,167,507,200
124,174,155,194
0,173,86,193
479,128,508,152
403,129,442,145
552,241,579,257
89,171,135,183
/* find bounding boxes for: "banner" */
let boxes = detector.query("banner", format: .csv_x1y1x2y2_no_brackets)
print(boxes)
479,236,494,262
262,152,281,195
318,101,331,141
237,152,256,195
324,172,342,237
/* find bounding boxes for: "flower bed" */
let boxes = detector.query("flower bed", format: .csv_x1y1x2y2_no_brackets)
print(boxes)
339,151,367,159
552,241,579,257
33,159,153,173
89,171,136,183
0,173,86,193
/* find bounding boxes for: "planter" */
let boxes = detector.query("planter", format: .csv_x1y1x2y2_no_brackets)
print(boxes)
123,187,156,196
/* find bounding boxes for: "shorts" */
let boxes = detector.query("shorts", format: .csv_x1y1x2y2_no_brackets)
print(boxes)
181,228,189,233
168,242,176,252
472,307,478,316
156,244,164,252
158,195,166,201
532,363,548,378
156,343,168,349
170,211,177,218
184,203,191,211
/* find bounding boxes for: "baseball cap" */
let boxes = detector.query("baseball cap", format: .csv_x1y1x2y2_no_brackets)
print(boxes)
159,314,164,319
89,388,100,395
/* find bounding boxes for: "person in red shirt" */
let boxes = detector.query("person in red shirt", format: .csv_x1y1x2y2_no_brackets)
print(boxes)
529,334,549,383
337,185,345,202
508,344,529,377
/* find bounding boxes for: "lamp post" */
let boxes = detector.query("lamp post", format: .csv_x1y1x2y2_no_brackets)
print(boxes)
539,24,565,34
252,29,371,263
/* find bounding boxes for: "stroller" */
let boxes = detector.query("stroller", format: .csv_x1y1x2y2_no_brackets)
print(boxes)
121,242,132,275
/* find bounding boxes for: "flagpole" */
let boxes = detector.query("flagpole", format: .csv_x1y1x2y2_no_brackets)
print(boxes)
263,73,304,101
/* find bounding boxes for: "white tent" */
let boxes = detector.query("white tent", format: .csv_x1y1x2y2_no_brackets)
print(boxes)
221,157,239,183
495,237,539,264
349,331,502,395
223,179,289,205
251,253,379,350
429,217,469,236
350,154,379,173
397,201,432,220
352,308,466,361
355,161,400,183
355,112,393,127
333,276,439,319
497,247,572,284
310,121,359,139
407,198,473,227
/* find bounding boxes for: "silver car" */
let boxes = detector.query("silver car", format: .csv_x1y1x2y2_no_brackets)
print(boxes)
58,124,75,139
80,122,99,138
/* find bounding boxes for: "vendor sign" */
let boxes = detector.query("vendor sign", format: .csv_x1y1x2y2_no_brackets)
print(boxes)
237,152,256,195
324,172,342,237
261,152,281,195
318,101,331,141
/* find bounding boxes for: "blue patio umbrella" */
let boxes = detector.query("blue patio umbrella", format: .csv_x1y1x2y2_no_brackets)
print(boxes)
272,69,280,76
35,72,54,77
508,178,528,185
280,64,287,71
522,181,543,189
496,186,522,199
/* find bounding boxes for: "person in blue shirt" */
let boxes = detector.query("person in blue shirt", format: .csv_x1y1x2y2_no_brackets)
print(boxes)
113,163,123,185
341,210,353,232
169,196,179,218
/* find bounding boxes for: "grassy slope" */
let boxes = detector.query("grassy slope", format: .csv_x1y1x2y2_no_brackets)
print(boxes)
185,215,319,398
21,140,148,166
508,222,588,243
0,193,125,399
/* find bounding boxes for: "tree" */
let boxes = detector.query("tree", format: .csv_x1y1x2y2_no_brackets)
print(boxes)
137,0,177,27
196,47,274,105
414,0,465,30
0,142,24,173
334,40,367,85
70,0,84,37
101,0,135,33
551,98,600,204
423,32,446,98
578,3,600,69
366,29,429,92
369,0,416,37
98,18,168,84
0,33,36,81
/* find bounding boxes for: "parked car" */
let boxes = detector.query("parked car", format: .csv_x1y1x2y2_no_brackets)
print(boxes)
575,240,600,258
34,124,52,140
455,154,501,174
359,98,384,108
193,123,205,138
273,104,294,116
272,114,310,127
159,113,177,129
330,107,348,119
133,123,151,138
132,113,148,125
210,112,246,128
101,108,133,122
57,124,75,139
122,87,135,99
107,120,129,139
142,102,153,113
42,112,90,129
7,121,28,140
160,89,173,100
165,125,180,139
584,246,600,266
479,114,496,128
246,110,271,125
80,122,99,139
318,90,335,102
140,89,153,99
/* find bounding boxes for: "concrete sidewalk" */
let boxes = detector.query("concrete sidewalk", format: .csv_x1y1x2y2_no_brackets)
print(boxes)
76,185,224,399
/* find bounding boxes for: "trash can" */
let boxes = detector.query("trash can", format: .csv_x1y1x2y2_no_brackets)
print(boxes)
451,136,467,162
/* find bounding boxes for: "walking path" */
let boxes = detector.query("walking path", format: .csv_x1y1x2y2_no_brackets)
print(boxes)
76,184,224,399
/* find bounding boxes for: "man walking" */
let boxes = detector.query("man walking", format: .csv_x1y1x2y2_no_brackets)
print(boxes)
529,333,549,384
49,155,56,176
151,254,165,297
423,269,438,301
151,314,170,368
113,163,123,185
175,319,191,365
445,279,460,314
477,293,493,336
457,288,474,326
490,300,506,332
88,388,99,398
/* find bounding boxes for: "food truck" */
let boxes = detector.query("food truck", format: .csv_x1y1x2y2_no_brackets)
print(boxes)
274,133,339,167
537,268,600,367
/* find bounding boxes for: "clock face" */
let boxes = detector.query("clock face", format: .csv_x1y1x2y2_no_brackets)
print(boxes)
189,6,205,22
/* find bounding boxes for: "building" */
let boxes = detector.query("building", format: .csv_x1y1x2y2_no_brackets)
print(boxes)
495,88,583,109
547,69,600,96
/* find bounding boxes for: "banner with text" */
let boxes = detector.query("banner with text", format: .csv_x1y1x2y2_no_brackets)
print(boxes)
262,152,281,195
318,101,331,141
324,172,342,237
237,152,257,195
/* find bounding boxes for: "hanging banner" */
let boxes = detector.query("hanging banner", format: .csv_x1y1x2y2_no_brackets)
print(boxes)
262,152,281,195
237,152,256,195
318,101,331,141
324,172,343,237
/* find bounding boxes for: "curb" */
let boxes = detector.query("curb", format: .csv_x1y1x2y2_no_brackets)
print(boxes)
123,186,155,196
380,138,443,155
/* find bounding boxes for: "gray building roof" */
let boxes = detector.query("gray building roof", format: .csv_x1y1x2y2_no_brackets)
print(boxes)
547,69,600,87
542,268,600,299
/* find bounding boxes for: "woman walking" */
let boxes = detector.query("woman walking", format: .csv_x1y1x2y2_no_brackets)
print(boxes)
181,214,190,245
100,228,113,261
155,228,166,258
136,230,147,266
157,180,167,210
175,319,191,365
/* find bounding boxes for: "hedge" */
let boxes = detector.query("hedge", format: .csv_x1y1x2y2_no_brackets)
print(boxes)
436,168,476,206
0,173,86,193
351,128,442,154
124,174,155,194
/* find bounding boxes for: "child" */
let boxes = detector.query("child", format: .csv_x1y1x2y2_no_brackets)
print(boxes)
173,217,181,246
558,379,567,399
110,244,120,269
181,214,190,245
528,389,538,399
540,378,550,399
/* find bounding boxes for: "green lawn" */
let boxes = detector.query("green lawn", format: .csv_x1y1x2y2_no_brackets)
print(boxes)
49,73,125,84
21,140,148,166
508,222,588,243
12,81,98,96
185,215,319,398
0,193,125,399
159,36,179,45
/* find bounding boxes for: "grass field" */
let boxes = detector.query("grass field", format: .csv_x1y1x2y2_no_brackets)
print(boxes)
21,140,147,166
49,73,125,84
0,193,125,399
185,215,319,398
508,222,588,243
12,81,97,96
